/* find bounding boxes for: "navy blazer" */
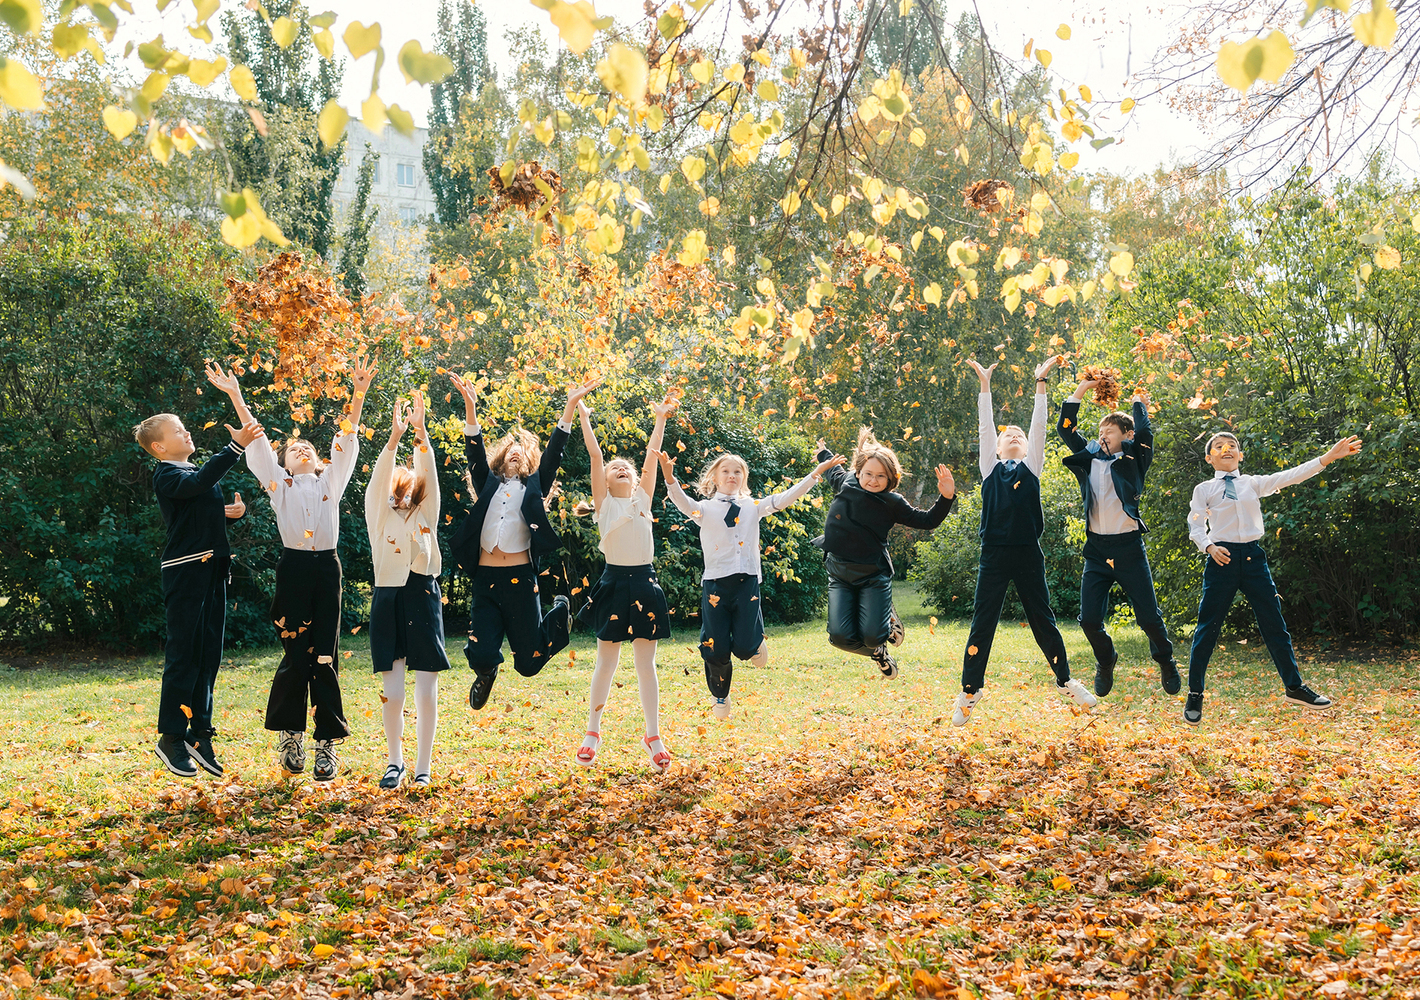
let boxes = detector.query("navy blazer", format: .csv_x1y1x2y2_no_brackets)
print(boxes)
1056,398,1153,532
449,426,568,576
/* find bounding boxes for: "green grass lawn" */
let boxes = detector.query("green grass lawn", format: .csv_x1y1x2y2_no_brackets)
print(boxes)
1,583,1417,999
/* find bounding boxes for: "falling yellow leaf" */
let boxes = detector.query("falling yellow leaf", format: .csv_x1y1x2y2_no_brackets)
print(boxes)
1056,24,1071,39
102,105,138,139
229,64,257,101
343,21,382,59
596,43,648,104
1353,0,1398,48
0,58,44,110
317,100,348,148
923,282,943,306
1374,245,1401,269
270,16,298,48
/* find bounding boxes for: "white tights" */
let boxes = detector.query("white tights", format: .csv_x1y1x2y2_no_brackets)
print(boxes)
382,659,439,776
585,638,660,741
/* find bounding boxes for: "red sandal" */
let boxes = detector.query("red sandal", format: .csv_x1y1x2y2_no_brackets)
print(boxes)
575,731,600,766
643,735,671,772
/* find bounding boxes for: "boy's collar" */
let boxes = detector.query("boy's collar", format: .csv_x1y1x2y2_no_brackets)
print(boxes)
160,459,196,467
1212,469,1240,478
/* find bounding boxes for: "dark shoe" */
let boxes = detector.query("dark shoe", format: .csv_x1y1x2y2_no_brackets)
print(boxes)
278,730,305,774
379,763,406,789
887,607,905,647
469,667,498,710
551,594,571,630
871,644,899,679
313,739,339,782
155,734,197,778
185,730,224,777
413,772,432,788
1094,652,1118,698
1183,692,1204,726
1160,659,1181,696
1285,685,1333,710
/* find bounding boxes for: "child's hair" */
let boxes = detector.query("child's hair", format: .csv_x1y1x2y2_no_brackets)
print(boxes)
390,464,428,513
851,427,903,491
1205,431,1241,454
695,453,751,498
487,427,541,479
278,437,327,474
573,458,639,517
1099,411,1134,434
132,414,179,457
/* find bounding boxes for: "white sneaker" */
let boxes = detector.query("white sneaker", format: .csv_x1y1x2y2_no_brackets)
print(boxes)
952,690,985,727
1058,678,1098,710
749,640,769,669
711,695,732,720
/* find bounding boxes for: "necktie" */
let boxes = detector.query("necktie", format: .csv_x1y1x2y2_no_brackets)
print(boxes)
723,499,740,528
1222,474,1238,500
1002,459,1019,473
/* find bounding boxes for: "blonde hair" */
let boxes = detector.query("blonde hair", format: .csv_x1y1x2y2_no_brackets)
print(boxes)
390,464,428,514
851,427,902,491
695,453,750,498
487,428,541,479
573,457,639,517
132,414,180,457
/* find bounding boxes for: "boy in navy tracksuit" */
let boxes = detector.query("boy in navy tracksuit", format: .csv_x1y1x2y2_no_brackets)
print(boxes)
953,356,1097,725
1057,379,1179,698
134,409,261,778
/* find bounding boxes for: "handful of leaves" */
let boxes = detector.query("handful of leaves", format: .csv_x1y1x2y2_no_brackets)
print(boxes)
1079,364,1124,407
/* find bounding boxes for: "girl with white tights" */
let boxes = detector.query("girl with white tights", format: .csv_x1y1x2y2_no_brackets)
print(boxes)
366,392,451,788
574,395,677,771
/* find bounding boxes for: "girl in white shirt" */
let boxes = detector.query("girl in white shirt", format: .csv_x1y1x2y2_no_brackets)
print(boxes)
365,391,449,788
572,395,677,770
654,445,844,721
207,357,375,783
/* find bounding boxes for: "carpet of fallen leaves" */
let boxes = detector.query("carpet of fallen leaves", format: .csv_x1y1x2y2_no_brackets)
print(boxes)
4,702,1420,1000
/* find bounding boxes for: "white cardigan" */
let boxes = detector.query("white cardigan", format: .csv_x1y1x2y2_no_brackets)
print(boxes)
364,435,442,587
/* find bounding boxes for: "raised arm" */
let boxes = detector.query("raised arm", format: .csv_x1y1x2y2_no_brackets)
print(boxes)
763,453,846,514
1130,389,1153,475
1057,378,1096,453
346,352,378,431
450,373,491,485
367,399,408,531
889,465,957,529
206,362,257,427
1026,355,1060,476
641,395,677,496
653,450,701,520
1249,436,1362,497
541,377,601,485
578,400,607,509
409,390,439,513
154,426,259,500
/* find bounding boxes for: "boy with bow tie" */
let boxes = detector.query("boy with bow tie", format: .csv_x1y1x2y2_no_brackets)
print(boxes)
1182,431,1363,725
1057,378,1179,698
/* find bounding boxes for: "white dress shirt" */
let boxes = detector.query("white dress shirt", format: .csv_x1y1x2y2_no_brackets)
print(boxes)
665,471,821,581
978,391,1047,479
245,430,359,550
464,418,572,556
1187,458,1324,552
1088,450,1139,535
365,435,442,586
597,488,656,565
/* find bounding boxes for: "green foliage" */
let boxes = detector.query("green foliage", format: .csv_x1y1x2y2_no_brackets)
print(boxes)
338,142,378,299
423,0,494,229
910,449,1084,621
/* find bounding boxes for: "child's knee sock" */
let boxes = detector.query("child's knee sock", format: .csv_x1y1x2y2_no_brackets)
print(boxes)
587,640,620,737
381,660,407,767
632,639,660,736
413,671,438,776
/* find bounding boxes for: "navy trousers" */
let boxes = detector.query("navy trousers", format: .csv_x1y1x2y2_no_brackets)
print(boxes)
158,556,228,739
963,543,1070,692
699,573,764,698
1187,541,1303,693
464,564,570,678
1078,531,1174,668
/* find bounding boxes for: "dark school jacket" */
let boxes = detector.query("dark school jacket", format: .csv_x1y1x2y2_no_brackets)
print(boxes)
152,441,246,569
450,426,569,576
1056,398,1154,532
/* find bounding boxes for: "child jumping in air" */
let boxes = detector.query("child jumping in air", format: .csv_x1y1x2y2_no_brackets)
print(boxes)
954,356,1095,726
656,445,845,720
1057,378,1178,698
812,430,955,679
1182,431,1362,725
572,394,678,770
135,401,259,778
448,373,600,710
208,356,376,782
366,391,449,788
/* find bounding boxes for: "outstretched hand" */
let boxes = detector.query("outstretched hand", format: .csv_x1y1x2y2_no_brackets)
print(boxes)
205,362,241,396
1322,435,1363,466
449,372,477,405
350,352,378,395
936,464,955,498
409,389,426,433
967,358,998,389
1034,355,1063,380
652,449,677,478
815,454,848,476
567,377,602,406
651,394,678,420
389,399,409,441
224,491,245,519
226,419,263,447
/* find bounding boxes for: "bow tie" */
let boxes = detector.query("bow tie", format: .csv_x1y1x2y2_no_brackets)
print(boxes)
1001,459,1019,473
1096,451,1119,462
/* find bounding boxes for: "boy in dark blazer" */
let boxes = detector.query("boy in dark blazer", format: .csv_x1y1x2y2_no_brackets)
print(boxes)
1057,379,1179,698
134,408,261,778
448,373,599,710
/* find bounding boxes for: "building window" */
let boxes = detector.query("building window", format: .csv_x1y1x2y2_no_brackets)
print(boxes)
398,205,419,225
396,162,416,187
368,154,381,184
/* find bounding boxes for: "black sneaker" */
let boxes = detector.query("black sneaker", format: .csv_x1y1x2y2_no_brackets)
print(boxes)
379,763,406,789
1183,692,1204,726
278,730,305,773
887,608,905,647
1094,651,1118,698
1285,685,1333,710
551,594,571,631
871,645,899,679
155,734,197,778
1160,659,1182,696
469,667,498,710
185,730,224,777
313,739,339,782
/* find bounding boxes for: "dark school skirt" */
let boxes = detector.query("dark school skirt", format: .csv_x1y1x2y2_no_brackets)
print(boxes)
370,573,453,673
577,563,672,642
